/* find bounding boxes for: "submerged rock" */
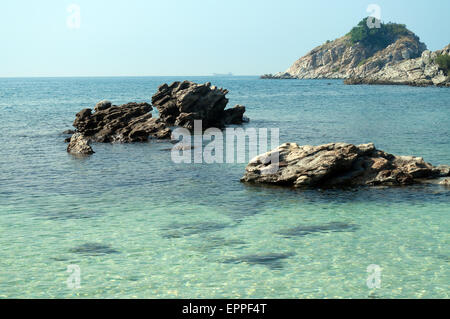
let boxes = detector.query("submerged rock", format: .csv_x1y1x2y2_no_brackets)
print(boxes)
72,101,171,143
440,178,450,187
151,81,247,130
67,133,94,155
241,142,449,188
277,222,359,237
223,252,295,270
161,221,231,239
69,243,119,256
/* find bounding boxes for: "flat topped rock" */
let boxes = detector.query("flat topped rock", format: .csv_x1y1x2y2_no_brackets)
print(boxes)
241,142,449,188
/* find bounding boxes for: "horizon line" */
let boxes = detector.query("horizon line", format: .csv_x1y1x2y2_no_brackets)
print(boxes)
0,74,262,79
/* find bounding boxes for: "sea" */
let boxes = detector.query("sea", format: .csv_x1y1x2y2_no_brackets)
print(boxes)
0,76,448,298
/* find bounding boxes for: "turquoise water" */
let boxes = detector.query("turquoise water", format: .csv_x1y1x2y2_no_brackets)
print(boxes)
0,76,449,298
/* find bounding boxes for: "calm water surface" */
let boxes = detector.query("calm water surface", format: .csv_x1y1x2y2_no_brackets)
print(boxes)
0,76,449,298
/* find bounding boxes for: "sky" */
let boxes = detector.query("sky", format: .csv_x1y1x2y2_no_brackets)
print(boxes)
1,0,449,77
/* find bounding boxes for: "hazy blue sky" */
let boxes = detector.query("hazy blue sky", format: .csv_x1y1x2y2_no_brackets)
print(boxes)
1,0,449,77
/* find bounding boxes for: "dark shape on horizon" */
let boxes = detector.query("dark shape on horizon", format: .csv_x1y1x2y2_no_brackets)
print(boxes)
212,72,234,76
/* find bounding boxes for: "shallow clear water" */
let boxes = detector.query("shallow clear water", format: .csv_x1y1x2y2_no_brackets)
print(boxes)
0,76,449,298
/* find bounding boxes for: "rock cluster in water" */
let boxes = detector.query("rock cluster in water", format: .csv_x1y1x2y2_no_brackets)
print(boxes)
151,81,247,130
66,82,248,155
241,142,450,187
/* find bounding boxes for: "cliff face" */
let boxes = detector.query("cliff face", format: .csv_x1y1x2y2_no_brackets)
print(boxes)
262,19,427,81
345,44,450,87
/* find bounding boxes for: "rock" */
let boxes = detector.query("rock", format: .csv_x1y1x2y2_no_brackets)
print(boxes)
260,73,294,79
94,100,112,112
440,178,450,186
62,129,76,135
72,101,171,143
345,44,450,87
223,105,247,125
151,81,247,130
241,142,446,188
434,165,450,177
67,133,94,155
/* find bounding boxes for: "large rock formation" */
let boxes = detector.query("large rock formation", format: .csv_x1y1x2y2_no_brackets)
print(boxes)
241,142,449,188
67,133,94,155
72,101,171,143
151,81,247,130
345,44,450,86
262,18,429,83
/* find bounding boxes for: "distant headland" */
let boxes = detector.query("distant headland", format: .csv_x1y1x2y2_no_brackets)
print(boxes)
262,17,450,87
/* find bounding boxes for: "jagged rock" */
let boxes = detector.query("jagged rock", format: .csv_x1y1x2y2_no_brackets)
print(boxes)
223,105,247,125
345,44,450,86
241,142,448,188
72,102,171,143
151,81,247,130
67,133,94,155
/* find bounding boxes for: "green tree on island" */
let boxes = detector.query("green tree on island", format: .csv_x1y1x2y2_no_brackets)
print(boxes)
348,17,411,48
435,54,450,75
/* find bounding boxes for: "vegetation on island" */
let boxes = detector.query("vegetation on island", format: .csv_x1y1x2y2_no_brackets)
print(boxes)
435,54,450,75
348,17,411,48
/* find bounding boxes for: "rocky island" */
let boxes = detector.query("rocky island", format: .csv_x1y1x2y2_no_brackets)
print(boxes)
263,18,450,87
241,142,450,188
